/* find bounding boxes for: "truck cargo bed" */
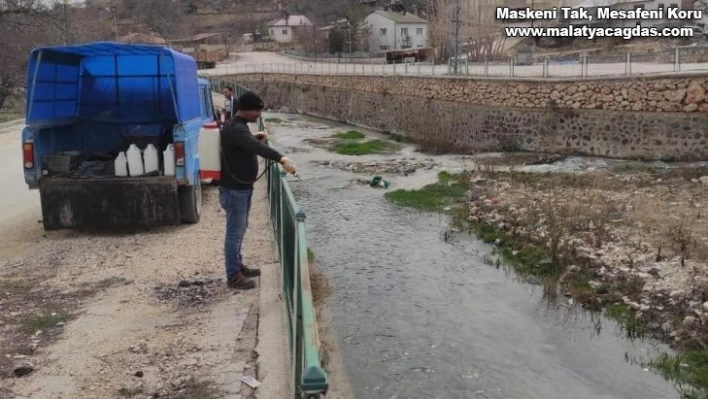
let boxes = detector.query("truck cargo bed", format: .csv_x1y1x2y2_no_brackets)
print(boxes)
39,176,181,230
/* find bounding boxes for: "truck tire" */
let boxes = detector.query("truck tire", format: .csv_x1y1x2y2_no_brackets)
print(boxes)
179,183,202,223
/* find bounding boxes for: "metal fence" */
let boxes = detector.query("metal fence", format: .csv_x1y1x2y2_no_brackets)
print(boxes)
230,82,330,398
199,46,708,79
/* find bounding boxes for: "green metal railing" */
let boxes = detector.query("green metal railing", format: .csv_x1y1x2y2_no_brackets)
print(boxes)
204,77,329,398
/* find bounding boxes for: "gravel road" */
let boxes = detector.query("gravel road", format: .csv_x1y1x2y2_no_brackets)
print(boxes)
0,120,285,398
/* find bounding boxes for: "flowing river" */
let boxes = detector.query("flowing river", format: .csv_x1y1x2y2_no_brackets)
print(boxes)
264,112,681,399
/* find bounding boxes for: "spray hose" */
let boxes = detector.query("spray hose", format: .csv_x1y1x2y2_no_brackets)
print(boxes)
291,173,350,221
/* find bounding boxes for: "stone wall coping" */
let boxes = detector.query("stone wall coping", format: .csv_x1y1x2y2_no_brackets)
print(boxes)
207,71,708,84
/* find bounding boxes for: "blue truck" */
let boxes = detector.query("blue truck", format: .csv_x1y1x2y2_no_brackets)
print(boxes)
21,42,216,230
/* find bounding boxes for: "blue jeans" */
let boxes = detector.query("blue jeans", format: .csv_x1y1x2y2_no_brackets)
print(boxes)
219,187,253,279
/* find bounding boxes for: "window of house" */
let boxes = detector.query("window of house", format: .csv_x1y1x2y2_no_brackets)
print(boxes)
401,27,408,36
380,28,387,36
416,28,423,35
282,29,288,35
270,29,274,35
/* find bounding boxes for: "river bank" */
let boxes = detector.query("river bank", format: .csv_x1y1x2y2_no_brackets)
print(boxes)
259,111,691,398
382,152,708,396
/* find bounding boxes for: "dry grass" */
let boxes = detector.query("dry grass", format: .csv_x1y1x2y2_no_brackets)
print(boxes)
469,165,708,300
306,249,335,373
472,152,567,167
413,136,475,155
478,167,708,263
629,181,708,264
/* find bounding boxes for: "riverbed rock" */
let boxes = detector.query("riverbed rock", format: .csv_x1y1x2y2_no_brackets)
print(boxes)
682,316,697,327
312,159,440,176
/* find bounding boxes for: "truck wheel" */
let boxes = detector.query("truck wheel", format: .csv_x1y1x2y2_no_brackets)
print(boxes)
179,183,201,223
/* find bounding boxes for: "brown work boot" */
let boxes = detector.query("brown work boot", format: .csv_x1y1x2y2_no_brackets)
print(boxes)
227,273,256,290
241,265,261,278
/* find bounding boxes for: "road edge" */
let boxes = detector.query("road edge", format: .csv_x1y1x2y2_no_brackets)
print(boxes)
0,118,23,133
253,177,291,399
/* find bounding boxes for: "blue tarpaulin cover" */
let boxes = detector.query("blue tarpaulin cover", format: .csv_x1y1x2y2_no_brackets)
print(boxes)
25,41,200,125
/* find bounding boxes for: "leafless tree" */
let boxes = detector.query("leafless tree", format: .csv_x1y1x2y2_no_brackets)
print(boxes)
0,0,116,113
0,0,56,112
426,0,510,62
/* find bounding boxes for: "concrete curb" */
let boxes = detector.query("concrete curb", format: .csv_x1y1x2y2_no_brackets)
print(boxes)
253,176,291,399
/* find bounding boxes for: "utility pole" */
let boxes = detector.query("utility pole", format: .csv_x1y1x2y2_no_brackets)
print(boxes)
63,0,71,45
451,0,461,74
348,20,353,55
312,24,316,62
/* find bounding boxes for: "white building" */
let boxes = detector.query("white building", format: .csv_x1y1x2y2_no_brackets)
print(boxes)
568,0,707,28
267,14,313,43
365,10,428,51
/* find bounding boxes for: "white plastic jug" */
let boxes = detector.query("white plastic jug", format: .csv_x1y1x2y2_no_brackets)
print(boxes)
163,144,175,176
126,143,144,177
143,144,159,174
114,151,128,177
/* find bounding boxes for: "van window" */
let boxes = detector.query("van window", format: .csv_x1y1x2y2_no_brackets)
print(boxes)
199,86,210,118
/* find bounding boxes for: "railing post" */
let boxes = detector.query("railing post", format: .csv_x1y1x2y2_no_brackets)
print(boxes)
292,209,303,398
582,55,588,77
625,53,631,76
484,58,489,77
543,57,549,78
465,58,469,76
674,47,680,72
279,169,286,296
510,57,515,77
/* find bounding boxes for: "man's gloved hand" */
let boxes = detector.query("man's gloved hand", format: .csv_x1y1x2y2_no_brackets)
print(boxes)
254,131,269,141
279,157,296,174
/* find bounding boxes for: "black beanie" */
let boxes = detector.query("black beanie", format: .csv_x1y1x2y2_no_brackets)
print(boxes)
237,91,264,111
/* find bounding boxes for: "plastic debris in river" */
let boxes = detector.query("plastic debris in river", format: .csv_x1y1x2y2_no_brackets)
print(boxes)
356,175,390,189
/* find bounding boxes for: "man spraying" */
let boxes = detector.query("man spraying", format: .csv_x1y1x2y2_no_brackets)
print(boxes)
218,91,296,290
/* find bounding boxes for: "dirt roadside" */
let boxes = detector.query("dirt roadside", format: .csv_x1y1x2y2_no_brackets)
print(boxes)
0,176,282,399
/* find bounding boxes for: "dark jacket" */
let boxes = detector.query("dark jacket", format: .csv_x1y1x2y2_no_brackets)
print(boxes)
219,116,283,190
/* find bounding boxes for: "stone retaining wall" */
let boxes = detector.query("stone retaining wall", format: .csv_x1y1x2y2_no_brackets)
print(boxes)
227,73,708,160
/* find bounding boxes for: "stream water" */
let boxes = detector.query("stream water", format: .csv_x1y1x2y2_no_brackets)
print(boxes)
264,112,681,399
